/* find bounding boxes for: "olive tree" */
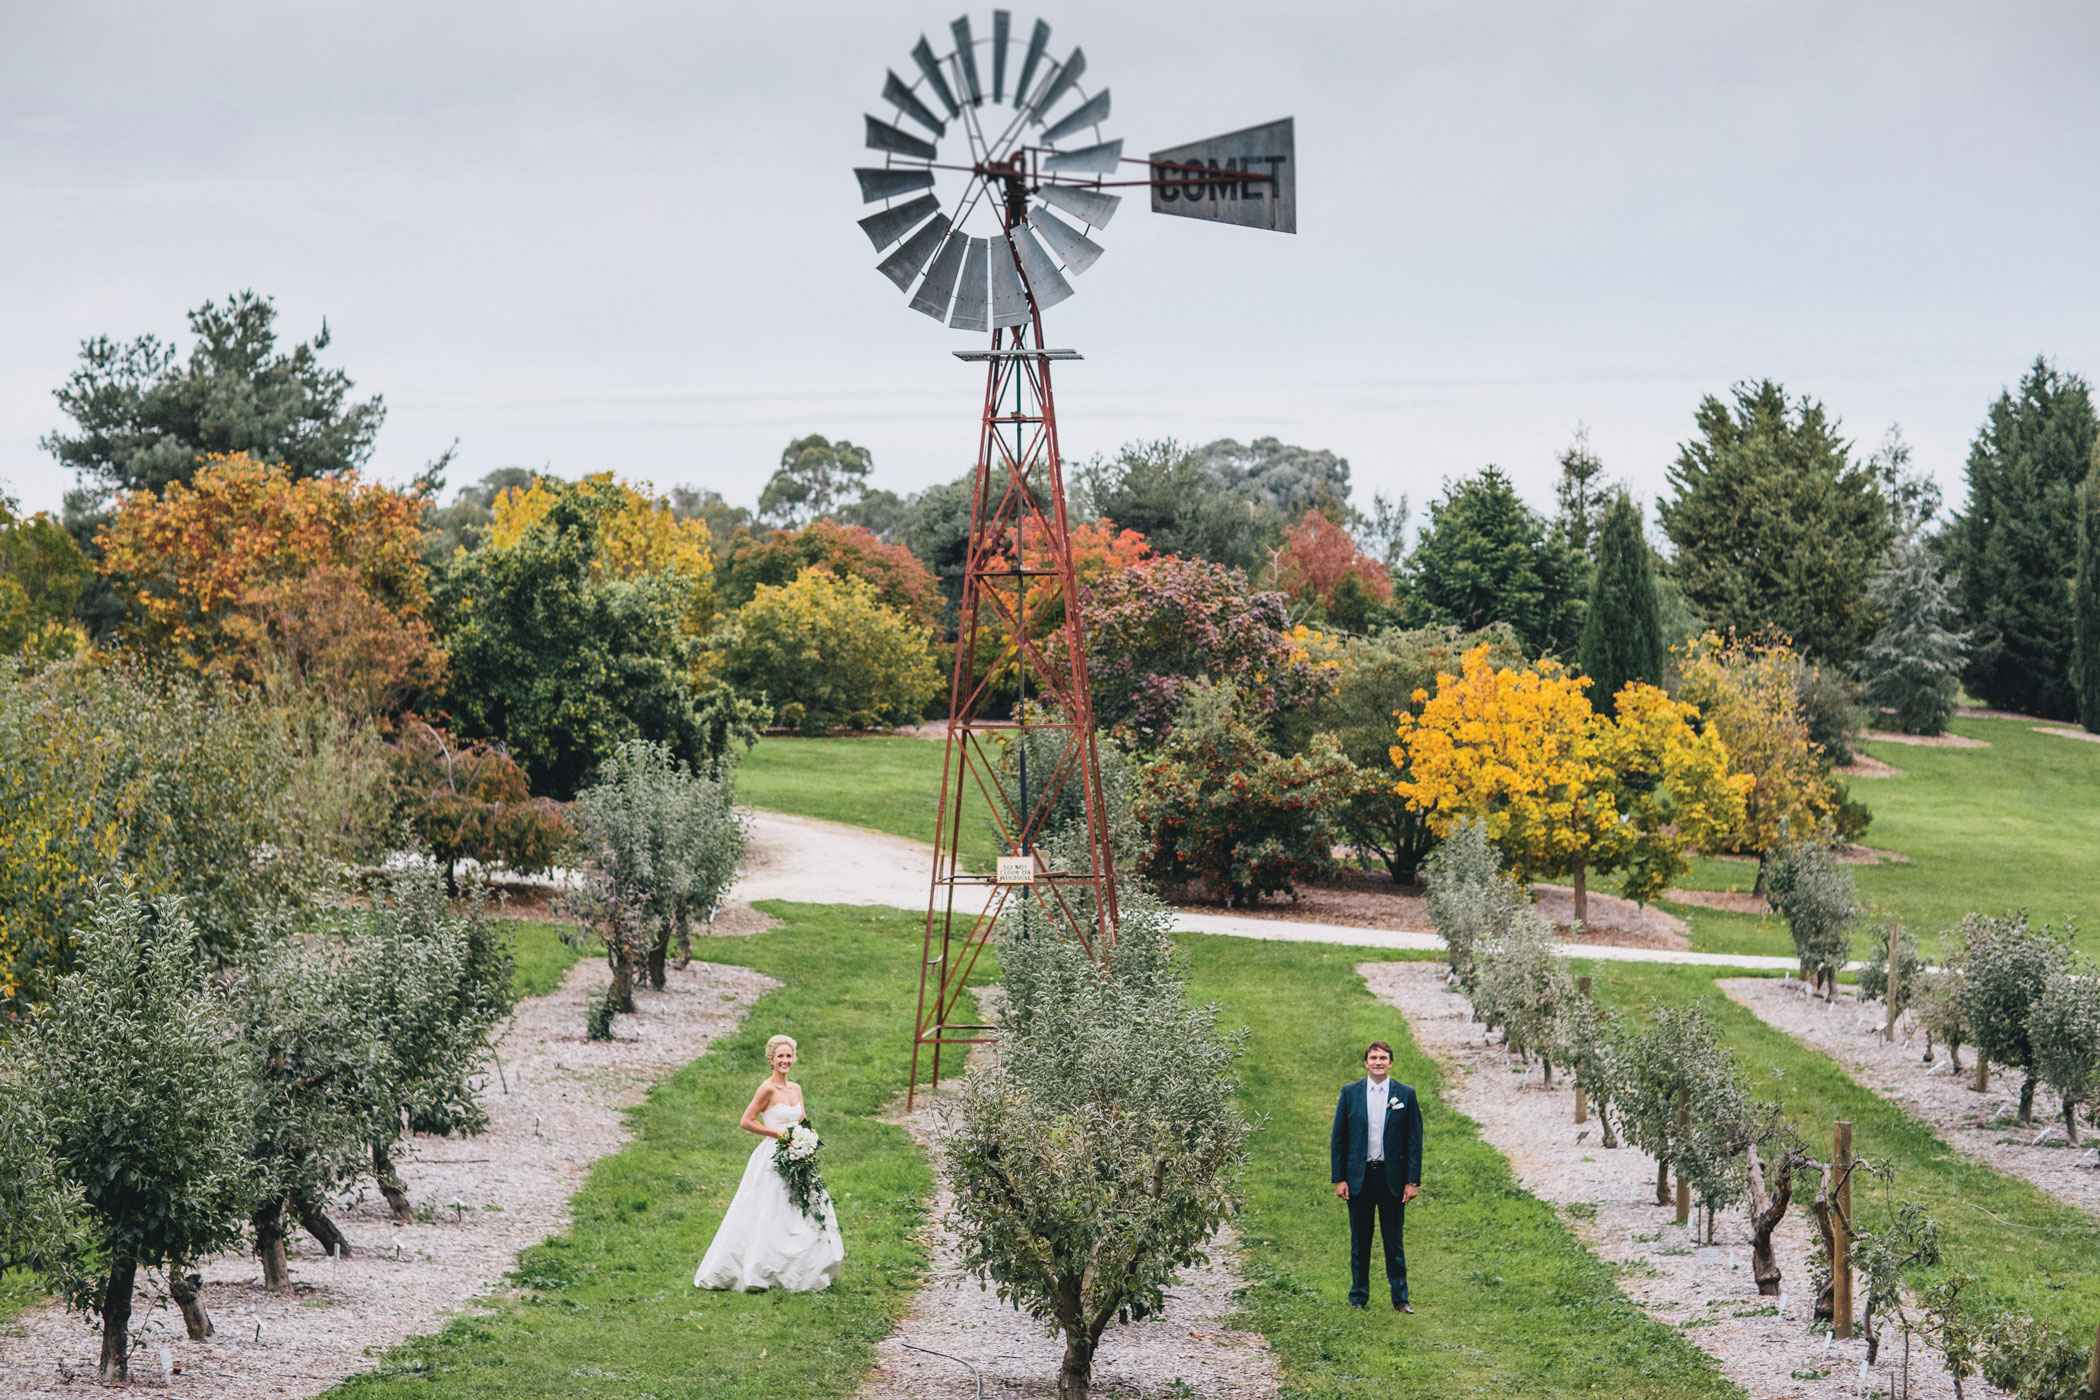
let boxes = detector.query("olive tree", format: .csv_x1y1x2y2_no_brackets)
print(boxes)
1766,842,1856,997
1959,914,2071,1123
2027,959,2100,1144
1858,920,1923,1022
1851,1199,1943,1367
1913,962,1970,1071
1614,1006,1728,1209
1469,909,1576,1085
945,889,1251,1400
1421,819,1525,984
22,899,255,1382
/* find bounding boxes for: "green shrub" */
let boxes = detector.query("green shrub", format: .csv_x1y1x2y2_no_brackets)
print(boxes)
1765,842,1857,994
1958,913,2071,1124
712,567,938,734
2027,959,2100,1144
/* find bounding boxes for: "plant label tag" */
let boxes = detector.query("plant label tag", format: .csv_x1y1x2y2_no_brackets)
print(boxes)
996,855,1036,885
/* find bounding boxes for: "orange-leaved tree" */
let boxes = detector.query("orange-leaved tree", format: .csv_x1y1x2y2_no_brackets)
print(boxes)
1274,508,1392,621
1392,644,1750,922
981,517,1151,701
97,452,441,714
1673,630,1835,885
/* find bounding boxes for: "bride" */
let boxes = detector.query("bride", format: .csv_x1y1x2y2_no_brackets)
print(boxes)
694,1033,846,1292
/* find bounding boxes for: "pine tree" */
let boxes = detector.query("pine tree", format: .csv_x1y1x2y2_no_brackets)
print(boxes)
1554,426,1608,557
1951,357,2099,719
1405,466,1587,659
1860,534,1968,736
1656,380,1893,667
2075,464,2100,734
1578,491,1663,715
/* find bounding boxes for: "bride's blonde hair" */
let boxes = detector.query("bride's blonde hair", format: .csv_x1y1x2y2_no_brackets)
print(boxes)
765,1034,798,1063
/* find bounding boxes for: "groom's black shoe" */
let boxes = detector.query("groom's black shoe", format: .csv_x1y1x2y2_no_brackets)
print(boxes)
1348,1298,1368,1310
1394,1300,1414,1313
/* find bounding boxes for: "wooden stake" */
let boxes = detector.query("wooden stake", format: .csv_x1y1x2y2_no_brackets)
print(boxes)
1832,1120,1854,1340
1884,926,1901,1043
1674,1093,1691,1225
1574,975,1592,1124
2086,1319,2099,1400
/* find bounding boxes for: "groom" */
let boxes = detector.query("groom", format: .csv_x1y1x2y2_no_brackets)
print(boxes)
1329,1041,1423,1311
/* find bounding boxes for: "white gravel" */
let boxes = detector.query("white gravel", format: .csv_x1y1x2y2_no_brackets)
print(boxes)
1363,961,2012,1400
0,951,775,1398
855,992,1280,1400
1723,978,2100,1220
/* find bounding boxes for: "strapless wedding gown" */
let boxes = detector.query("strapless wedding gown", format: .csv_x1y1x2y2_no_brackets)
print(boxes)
694,1102,845,1292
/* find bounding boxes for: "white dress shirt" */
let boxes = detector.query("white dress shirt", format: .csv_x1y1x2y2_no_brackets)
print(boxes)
1365,1077,1389,1162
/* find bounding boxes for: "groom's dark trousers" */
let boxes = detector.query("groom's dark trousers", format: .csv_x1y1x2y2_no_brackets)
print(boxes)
1330,1078,1423,1307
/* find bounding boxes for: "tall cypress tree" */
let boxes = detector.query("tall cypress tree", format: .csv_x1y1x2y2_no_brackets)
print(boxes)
1951,357,2099,720
2075,464,2100,734
1578,491,1663,714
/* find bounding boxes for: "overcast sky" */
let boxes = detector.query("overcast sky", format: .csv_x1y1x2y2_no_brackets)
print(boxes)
4,1,2096,528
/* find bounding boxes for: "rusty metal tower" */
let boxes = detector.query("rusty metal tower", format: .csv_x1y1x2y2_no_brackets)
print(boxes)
851,13,1297,1106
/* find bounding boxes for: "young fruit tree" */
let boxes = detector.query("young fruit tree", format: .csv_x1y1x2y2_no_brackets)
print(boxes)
945,890,1251,1400
1419,819,1526,985
1765,841,1857,997
1912,963,1970,1072
1850,1197,1943,1367
21,899,255,1382
1958,914,2071,1124
2026,958,2100,1144
1614,1006,1729,1209
1468,909,1576,1085
1858,920,1924,1039
0,1066,90,1303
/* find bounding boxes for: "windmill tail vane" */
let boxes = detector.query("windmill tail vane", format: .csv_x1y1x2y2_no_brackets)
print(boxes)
855,11,1295,1107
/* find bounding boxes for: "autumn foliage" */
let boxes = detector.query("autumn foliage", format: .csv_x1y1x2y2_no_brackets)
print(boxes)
712,567,941,734
488,472,715,627
1673,631,1836,861
97,453,441,713
1392,644,1749,919
388,722,568,893
1274,508,1392,612
719,518,939,631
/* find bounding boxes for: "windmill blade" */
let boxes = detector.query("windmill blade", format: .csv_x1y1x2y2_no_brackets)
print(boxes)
950,16,983,105
1029,204,1105,274
883,70,945,139
856,166,936,202
989,237,1029,327
911,36,962,118
911,230,969,321
1029,47,1085,120
877,213,952,291
947,237,990,330
858,193,940,251
865,115,937,161
991,10,1010,101
1042,139,1121,175
1039,87,1109,145
1014,19,1050,109
1011,225,1074,310
1037,182,1121,229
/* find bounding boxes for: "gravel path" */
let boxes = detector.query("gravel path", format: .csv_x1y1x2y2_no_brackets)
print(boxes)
0,952,775,1398
856,994,1280,1400
1723,979,2100,1220
1363,962,2009,1400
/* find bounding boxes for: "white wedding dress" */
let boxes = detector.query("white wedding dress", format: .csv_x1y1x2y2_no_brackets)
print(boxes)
693,1102,845,1292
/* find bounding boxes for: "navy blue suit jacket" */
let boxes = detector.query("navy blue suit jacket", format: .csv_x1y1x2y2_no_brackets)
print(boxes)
1329,1077,1424,1195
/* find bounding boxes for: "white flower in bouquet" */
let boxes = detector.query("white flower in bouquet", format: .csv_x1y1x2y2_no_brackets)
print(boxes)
785,1125,821,1162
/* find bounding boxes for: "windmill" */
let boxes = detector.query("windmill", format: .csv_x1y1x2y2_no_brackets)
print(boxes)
854,12,1296,1106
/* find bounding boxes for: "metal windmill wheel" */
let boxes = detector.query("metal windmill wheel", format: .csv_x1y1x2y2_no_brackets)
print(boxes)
854,12,1125,330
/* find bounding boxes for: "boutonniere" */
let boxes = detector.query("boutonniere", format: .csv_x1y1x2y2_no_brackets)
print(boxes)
1388,1096,1404,1110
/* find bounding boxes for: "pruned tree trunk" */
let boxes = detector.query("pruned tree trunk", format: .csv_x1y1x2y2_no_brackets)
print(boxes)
1810,1163,1837,1324
1923,1029,1935,1065
170,1268,213,1340
295,1194,352,1259
444,858,460,898
1542,1055,1554,1088
1571,858,1588,927
610,953,637,1014
1599,1098,1618,1149
1745,1142,1794,1296
1059,1334,1095,1400
1654,1154,1670,1207
674,904,693,969
99,1257,136,1382
255,1197,291,1292
647,927,669,991
374,1138,414,1223
1971,1057,1989,1093
2018,1074,2037,1125
2064,1098,2080,1147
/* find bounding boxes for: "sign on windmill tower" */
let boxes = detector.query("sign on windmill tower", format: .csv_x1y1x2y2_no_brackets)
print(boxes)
850,10,1296,1107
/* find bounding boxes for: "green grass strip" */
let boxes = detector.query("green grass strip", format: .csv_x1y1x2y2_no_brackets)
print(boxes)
331,902,959,1400
1583,960,2100,1336
737,735,999,872
1186,935,1743,1399
503,918,588,1001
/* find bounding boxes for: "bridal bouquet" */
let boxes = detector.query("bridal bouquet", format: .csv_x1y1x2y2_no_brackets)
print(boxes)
772,1123,829,1226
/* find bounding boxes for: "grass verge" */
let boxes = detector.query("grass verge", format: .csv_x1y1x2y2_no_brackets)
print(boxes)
1583,960,2100,1337
504,918,588,1001
1188,934,1743,1399
738,734,998,872
330,902,962,1400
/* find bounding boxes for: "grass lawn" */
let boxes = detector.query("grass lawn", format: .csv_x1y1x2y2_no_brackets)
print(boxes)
330,902,962,1400
738,734,1001,871
1582,960,2100,1338
0,1268,38,1326
1189,935,1742,1399
503,918,588,1000
1674,716,2100,957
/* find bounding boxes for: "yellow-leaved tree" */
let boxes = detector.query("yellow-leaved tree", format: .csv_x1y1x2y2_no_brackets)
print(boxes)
488,472,715,629
1392,644,1750,923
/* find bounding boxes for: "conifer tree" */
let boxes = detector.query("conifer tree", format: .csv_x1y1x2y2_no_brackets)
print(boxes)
2075,464,2100,734
1951,357,2099,719
1578,491,1663,715
1860,534,1968,735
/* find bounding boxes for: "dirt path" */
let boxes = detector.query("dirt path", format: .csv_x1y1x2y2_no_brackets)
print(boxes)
1722,979,2100,1221
1363,962,2008,1400
0,953,775,1398
854,994,1280,1400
